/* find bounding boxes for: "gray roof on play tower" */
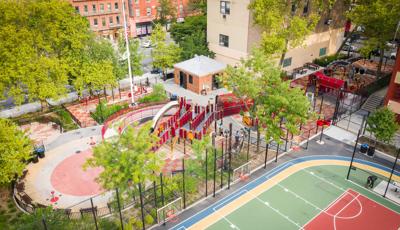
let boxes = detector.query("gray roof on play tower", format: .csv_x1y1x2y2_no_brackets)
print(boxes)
174,55,227,77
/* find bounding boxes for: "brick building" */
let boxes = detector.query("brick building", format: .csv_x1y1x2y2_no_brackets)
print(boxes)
70,0,189,39
384,47,400,121
174,55,226,94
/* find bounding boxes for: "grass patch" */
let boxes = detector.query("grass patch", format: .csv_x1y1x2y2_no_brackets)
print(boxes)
138,84,168,104
91,101,129,124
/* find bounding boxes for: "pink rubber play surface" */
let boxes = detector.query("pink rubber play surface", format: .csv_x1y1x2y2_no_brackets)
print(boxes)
51,149,103,196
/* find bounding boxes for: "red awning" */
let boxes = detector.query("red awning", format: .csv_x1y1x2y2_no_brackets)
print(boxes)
314,71,345,90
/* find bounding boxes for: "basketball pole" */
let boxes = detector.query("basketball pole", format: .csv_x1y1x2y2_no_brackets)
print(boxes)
264,142,269,169
383,148,400,197
346,129,361,180
228,123,233,189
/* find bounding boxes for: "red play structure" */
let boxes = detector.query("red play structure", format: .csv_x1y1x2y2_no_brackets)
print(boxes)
154,94,252,148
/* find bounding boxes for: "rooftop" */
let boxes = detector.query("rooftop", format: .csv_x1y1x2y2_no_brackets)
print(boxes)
174,55,227,77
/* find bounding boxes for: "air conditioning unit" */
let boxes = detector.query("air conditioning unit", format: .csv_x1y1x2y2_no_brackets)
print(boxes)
325,19,332,25
222,14,226,19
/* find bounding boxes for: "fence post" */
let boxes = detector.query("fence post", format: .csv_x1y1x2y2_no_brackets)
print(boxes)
285,130,289,151
182,158,186,209
256,126,260,153
275,143,279,162
213,147,217,197
306,130,311,150
228,123,233,189
264,142,269,169
346,130,361,180
220,140,224,189
153,181,157,209
319,94,325,114
138,183,145,230
116,188,124,230
90,198,99,230
205,149,208,197
383,148,400,197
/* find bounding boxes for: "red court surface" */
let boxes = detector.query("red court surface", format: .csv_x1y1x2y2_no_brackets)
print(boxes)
304,189,400,230
51,149,103,196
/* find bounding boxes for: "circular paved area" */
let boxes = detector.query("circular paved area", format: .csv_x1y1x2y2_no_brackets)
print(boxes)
51,149,103,196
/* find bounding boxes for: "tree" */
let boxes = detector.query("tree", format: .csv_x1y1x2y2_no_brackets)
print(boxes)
346,0,400,77
187,0,207,14
170,15,207,44
248,0,335,66
0,118,32,185
180,30,215,60
0,0,93,108
219,52,311,143
150,24,182,80
84,123,164,193
118,36,144,78
156,0,176,26
366,107,399,146
186,135,214,179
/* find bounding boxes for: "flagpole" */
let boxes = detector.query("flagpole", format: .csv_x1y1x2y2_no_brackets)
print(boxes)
121,0,135,105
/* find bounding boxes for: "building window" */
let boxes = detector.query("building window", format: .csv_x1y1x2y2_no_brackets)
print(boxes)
319,47,327,57
109,17,113,24
303,0,310,15
102,18,106,27
220,1,230,15
93,18,98,26
100,4,104,12
219,34,229,47
282,57,292,67
135,0,139,4
136,9,140,17
116,16,120,24
92,4,96,13
84,5,88,13
107,3,111,12
189,75,193,84
75,6,79,13
146,7,151,16
114,2,119,10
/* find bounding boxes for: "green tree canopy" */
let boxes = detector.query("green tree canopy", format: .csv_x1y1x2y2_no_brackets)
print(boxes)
179,30,215,60
156,0,176,26
248,0,334,65
187,0,207,14
118,36,144,78
366,107,399,144
0,118,32,185
0,0,93,106
346,0,400,76
219,52,311,143
170,15,207,44
150,24,182,80
84,123,164,192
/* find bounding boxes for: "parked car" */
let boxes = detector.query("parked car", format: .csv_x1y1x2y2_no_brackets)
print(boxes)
150,68,162,74
391,52,397,60
142,40,151,48
343,44,357,52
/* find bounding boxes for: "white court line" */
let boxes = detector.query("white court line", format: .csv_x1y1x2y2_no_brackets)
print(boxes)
333,194,360,230
245,189,304,229
176,227,186,230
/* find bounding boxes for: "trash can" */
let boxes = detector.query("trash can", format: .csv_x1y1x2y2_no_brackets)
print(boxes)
360,143,369,154
35,146,45,158
31,154,39,163
367,146,375,157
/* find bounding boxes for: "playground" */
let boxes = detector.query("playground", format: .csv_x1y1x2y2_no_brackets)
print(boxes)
170,156,400,230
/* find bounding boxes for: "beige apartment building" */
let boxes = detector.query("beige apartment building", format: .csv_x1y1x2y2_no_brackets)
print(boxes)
207,0,348,71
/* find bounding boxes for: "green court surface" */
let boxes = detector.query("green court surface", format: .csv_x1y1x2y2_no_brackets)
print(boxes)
207,165,400,230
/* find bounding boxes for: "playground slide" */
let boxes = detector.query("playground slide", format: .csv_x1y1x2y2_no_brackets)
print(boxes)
151,101,179,131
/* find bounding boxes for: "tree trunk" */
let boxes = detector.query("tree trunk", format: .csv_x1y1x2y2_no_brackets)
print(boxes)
376,47,385,78
336,27,357,56
279,39,289,67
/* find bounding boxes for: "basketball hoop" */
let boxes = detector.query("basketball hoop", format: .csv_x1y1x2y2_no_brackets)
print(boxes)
240,173,249,181
166,209,178,223
292,145,301,152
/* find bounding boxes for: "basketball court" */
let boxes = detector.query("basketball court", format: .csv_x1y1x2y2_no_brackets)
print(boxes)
165,157,400,230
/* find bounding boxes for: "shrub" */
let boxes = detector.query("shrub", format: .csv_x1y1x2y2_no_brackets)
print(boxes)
313,54,347,67
91,101,128,123
138,84,168,104
144,214,154,225
55,109,78,131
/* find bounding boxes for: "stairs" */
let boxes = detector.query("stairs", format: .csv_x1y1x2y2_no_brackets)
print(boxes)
361,93,385,113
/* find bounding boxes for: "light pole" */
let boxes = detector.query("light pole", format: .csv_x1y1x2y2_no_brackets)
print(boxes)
121,0,135,105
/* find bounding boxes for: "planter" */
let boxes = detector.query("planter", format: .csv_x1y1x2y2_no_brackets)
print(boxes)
360,143,369,154
367,146,375,157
